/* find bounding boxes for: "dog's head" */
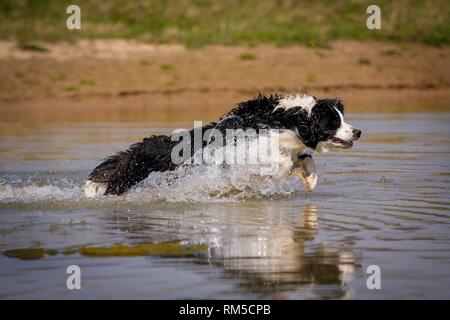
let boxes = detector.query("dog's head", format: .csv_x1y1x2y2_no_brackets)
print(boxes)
308,98,361,153
275,95,361,153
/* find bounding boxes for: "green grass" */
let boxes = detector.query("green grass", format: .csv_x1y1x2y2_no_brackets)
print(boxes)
0,0,448,46
306,72,315,83
64,85,79,92
23,79,40,86
80,79,95,86
140,59,151,66
239,53,256,60
375,63,385,72
160,63,174,71
18,41,49,52
380,48,402,56
358,58,371,65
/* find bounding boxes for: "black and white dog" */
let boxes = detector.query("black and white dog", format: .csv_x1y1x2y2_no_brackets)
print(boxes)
84,93,361,197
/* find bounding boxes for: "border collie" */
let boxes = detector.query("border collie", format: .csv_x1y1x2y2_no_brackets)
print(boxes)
84,93,361,197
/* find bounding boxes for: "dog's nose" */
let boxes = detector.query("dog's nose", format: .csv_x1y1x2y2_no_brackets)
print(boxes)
353,128,361,140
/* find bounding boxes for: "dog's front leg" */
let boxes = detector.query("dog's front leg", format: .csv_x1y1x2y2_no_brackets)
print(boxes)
291,154,318,192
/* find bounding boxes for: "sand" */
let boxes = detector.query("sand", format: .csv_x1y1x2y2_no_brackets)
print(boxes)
1,39,449,122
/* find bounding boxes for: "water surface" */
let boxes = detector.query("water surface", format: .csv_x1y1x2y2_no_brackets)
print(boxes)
0,113,449,299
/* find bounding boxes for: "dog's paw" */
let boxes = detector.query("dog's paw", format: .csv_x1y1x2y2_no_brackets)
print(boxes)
305,173,318,192
291,168,318,192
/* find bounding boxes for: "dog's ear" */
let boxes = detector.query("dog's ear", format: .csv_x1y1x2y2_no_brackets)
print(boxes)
333,98,344,114
316,97,344,113
289,108,318,149
306,107,327,148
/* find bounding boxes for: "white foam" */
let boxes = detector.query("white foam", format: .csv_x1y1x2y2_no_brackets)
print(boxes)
0,182,83,203
128,136,302,202
84,180,108,198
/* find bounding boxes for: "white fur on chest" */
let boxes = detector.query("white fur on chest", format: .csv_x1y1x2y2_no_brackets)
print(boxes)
270,130,309,178
278,130,308,158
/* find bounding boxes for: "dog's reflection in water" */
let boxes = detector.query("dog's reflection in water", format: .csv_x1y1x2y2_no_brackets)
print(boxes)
193,204,356,299
104,203,356,299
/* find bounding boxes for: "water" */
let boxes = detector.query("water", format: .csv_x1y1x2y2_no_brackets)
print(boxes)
0,113,449,299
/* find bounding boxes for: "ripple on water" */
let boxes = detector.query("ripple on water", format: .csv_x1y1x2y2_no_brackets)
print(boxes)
1,113,450,299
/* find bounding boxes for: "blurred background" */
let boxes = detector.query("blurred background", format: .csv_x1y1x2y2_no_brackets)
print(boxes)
0,0,449,123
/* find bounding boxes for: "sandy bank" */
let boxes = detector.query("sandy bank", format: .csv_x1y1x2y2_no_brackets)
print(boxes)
1,40,449,122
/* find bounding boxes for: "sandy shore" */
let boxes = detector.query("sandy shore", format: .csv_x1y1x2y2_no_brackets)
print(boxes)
1,39,449,122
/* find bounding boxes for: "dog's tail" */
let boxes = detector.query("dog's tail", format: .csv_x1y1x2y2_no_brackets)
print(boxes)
85,135,176,197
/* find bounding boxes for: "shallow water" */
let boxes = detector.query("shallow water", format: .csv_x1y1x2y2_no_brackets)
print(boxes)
0,113,449,299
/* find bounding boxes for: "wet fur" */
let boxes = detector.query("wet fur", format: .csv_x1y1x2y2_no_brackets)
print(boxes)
87,94,349,196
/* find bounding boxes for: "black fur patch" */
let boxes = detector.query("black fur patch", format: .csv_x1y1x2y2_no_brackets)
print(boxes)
298,153,312,160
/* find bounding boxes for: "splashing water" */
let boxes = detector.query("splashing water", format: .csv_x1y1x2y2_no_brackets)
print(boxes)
0,137,305,205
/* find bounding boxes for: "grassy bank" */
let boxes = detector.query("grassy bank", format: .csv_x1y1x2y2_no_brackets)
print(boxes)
0,0,449,47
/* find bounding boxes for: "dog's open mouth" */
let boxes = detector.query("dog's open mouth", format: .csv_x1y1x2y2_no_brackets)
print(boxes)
331,137,353,149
